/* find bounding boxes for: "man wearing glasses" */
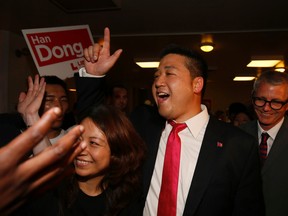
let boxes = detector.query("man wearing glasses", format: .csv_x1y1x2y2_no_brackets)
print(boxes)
241,71,288,216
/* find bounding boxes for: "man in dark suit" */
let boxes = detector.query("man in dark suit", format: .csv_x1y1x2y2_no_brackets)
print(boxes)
241,71,288,216
77,27,264,216
0,112,26,148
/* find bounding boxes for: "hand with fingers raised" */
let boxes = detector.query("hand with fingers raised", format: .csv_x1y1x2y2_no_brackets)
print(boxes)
0,107,86,215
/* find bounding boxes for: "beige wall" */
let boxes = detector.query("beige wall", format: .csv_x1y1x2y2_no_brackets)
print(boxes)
204,79,253,115
0,31,38,113
0,30,9,112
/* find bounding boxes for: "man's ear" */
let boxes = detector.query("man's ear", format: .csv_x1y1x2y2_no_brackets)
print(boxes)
193,77,204,93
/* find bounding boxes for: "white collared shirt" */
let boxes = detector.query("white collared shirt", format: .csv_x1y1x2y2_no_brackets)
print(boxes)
79,67,105,78
144,105,210,216
257,117,284,155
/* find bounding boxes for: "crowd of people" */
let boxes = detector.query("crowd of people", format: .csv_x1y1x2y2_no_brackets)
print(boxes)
0,27,288,216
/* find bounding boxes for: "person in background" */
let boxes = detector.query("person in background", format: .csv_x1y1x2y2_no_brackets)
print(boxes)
227,102,248,123
18,75,70,144
17,104,145,216
77,27,264,216
241,71,288,216
106,84,128,113
0,75,74,152
214,110,227,122
233,110,253,127
0,107,86,216
0,112,26,148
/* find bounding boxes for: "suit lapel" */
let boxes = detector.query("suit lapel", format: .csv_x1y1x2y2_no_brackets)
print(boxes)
262,117,288,174
183,118,225,216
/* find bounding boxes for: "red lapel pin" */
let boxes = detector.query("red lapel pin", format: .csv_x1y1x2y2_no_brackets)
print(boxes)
217,142,223,148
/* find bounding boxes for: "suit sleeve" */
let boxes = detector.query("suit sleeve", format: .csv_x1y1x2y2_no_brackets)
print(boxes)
74,73,106,118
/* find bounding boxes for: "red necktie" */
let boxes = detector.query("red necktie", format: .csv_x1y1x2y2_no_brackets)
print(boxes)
259,132,269,164
157,121,187,216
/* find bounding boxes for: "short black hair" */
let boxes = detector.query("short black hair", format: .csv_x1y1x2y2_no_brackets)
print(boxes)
159,44,208,95
42,75,68,94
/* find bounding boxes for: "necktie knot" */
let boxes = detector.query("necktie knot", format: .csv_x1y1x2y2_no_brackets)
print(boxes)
261,132,269,143
169,120,187,134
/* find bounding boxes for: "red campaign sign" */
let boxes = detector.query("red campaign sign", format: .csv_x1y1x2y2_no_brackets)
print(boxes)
22,25,94,79
25,28,92,67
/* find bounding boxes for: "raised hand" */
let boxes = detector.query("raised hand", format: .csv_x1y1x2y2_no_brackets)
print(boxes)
17,75,46,126
0,107,86,215
83,27,123,76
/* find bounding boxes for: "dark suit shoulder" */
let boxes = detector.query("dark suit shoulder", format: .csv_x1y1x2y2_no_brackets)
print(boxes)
205,117,259,157
240,120,257,130
239,120,258,138
0,112,25,125
208,117,256,140
129,104,165,132
0,112,25,147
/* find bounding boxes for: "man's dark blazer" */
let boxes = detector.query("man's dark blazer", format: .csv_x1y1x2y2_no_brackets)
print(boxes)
0,112,25,148
241,117,288,216
74,73,106,120
76,76,264,216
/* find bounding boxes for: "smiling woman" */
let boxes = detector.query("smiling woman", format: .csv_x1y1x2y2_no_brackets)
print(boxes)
74,117,111,193
15,104,146,216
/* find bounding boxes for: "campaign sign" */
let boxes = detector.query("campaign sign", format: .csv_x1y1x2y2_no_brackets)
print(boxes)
22,25,94,79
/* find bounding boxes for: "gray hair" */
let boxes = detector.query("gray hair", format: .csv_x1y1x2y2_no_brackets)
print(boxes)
253,71,288,95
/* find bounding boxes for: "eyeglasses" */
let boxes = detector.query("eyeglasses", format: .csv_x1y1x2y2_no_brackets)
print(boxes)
252,97,288,110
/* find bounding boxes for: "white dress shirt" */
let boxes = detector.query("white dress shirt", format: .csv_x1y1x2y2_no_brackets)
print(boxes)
79,67,105,78
257,117,284,155
144,105,209,216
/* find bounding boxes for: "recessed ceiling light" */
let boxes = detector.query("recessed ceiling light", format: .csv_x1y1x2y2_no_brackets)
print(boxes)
233,76,256,81
247,60,281,68
274,60,286,72
136,61,159,68
274,68,286,72
247,56,283,68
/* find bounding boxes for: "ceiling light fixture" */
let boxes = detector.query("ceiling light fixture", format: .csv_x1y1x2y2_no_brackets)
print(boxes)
274,67,286,73
136,61,159,68
233,76,256,81
247,60,281,67
200,34,214,52
247,56,283,68
274,60,286,72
